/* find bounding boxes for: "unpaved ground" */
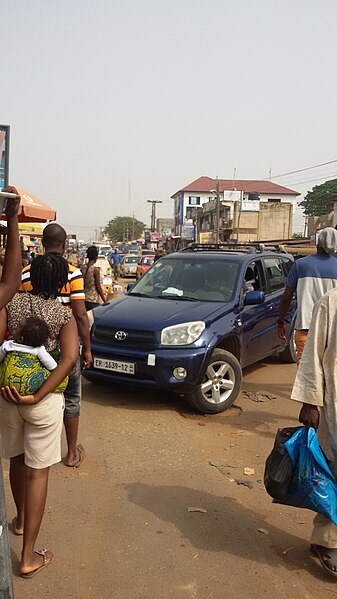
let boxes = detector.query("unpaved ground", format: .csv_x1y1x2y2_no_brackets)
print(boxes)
5,356,337,598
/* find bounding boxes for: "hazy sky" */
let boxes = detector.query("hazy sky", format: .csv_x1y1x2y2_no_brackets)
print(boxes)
1,0,337,239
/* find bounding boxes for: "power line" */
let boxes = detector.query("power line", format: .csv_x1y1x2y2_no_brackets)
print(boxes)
281,173,337,188
265,159,337,180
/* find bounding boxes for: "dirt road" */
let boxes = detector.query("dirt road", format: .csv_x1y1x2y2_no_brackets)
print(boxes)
6,357,336,598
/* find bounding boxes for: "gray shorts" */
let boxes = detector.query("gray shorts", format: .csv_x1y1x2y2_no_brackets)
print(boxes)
64,358,81,418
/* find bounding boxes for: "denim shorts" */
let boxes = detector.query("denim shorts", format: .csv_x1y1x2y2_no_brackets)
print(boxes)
64,358,81,418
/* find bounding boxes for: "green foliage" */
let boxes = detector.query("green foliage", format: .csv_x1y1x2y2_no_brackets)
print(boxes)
104,216,146,241
300,179,337,216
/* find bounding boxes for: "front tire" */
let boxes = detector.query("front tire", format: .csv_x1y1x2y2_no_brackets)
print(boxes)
186,349,242,414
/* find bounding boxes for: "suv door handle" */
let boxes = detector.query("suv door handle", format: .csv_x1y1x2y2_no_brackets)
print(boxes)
266,303,273,311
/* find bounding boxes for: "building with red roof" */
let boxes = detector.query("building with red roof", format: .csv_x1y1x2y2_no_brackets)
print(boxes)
171,176,300,239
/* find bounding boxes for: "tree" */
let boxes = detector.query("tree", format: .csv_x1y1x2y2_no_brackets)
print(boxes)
300,179,337,216
104,216,146,241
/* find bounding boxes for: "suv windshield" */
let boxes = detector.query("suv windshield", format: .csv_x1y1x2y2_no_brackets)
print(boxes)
125,257,138,263
129,257,240,302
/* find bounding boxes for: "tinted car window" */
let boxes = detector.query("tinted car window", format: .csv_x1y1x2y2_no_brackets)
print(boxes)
130,258,240,302
281,257,293,276
264,257,285,293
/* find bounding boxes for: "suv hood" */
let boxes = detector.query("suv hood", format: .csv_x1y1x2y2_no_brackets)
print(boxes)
93,295,235,331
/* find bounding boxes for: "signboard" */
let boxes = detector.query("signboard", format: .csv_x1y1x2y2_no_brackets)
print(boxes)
200,232,213,243
241,199,260,212
0,125,10,190
144,228,151,242
182,224,195,240
150,231,159,242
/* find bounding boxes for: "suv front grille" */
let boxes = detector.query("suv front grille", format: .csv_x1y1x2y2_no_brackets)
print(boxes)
93,325,155,349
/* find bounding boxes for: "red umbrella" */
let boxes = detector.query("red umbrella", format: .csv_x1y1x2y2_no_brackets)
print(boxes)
1,186,56,223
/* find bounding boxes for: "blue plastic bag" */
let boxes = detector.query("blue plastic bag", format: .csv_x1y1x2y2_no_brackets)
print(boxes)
274,426,337,525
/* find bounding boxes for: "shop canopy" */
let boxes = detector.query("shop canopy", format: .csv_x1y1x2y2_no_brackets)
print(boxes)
2,187,56,223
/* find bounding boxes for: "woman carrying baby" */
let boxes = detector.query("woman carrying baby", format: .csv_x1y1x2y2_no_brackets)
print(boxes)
0,253,79,578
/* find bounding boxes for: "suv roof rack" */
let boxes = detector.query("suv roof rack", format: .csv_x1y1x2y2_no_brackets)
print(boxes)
181,243,287,254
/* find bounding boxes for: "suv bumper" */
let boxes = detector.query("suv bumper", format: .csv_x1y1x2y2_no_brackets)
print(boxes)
83,342,210,390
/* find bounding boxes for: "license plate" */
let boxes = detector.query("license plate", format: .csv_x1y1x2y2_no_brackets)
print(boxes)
93,357,135,375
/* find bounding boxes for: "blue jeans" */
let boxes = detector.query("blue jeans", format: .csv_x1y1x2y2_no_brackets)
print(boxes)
64,358,81,418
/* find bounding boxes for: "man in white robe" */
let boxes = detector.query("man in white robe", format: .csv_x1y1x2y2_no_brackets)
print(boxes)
291,286,337,576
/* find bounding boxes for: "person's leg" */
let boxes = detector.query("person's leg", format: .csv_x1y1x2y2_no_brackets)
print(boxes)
20,393,64,575
64,358,84,467
310,514,337,574
295,329,308,365
20,466,51,574
9,454,25,533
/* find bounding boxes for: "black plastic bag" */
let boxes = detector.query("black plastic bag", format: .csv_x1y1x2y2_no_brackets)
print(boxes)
264,426,300,500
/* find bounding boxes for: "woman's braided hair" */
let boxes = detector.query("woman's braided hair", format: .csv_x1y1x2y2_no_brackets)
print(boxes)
30,253,69,299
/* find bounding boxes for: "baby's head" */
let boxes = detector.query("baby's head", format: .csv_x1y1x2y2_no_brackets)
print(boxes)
14,317,50,348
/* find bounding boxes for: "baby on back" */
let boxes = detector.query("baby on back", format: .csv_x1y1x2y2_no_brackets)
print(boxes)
0,316,57,372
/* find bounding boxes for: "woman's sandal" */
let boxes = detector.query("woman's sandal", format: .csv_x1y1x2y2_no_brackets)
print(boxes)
20,549,55,579
311,544,337,577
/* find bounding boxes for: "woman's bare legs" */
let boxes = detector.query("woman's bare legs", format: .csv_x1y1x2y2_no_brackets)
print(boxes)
20,465,51,573
9,454,25,533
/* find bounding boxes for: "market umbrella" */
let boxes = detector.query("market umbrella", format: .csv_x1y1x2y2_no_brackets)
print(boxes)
1,186,56,223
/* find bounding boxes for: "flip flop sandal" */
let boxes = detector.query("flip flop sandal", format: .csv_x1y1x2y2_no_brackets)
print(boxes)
65,444,85,468
20,549,55,579
310,544,337,577
12,517,24,536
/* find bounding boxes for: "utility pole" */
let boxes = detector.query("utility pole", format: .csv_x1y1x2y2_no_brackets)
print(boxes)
132,213,135,240
147,200,162,232
216,176,220,244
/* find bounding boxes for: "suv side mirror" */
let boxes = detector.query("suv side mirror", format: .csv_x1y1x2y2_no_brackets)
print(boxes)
244,291,265,305
126,283,136,293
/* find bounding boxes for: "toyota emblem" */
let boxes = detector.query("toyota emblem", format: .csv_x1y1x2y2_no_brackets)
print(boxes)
115,330,127,341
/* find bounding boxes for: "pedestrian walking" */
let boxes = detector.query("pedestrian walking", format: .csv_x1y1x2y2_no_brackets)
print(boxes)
82,245,107,310
20,223,92,468
0,253,78,578
291,286,337,576
110,248,121,279
278,227,337,363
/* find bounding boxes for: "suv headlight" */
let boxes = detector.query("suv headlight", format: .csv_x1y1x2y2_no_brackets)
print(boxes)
161,321,205,346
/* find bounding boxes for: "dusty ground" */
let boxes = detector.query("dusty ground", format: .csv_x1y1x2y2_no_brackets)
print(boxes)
5,354,337,599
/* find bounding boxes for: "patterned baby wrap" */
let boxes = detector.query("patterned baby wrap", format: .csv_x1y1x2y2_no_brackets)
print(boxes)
0,350,68,395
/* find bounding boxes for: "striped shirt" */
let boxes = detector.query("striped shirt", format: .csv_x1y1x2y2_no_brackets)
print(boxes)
20,262,85,308
286,254,337,329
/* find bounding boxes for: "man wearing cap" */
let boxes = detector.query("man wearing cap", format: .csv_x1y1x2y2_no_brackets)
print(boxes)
278,227,337,363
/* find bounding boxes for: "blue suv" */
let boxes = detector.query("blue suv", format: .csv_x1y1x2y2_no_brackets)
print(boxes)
83,245,297,413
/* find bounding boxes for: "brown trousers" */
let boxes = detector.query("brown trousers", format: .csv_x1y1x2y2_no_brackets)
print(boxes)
295,329,308,365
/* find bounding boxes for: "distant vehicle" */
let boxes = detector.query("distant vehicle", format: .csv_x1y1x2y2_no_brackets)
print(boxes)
96,254,112,278
141,249,157,257
136,255,155,279
93,243,112,256
120,255,138,277
84,244,297,414
125,243,141,252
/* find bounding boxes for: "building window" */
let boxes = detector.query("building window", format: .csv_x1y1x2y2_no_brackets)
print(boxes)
268,198,281,203
188,196,201,206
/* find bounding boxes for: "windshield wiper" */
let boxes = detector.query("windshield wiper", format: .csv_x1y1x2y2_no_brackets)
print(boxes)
129,292,151,298
157,294,200,302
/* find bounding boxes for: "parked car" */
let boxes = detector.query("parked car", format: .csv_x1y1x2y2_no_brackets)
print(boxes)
83,245,297,414
120,255,138,277
136,255,155,279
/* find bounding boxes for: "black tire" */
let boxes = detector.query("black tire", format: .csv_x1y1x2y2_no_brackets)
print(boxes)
185,348,242,414
279,331,297,364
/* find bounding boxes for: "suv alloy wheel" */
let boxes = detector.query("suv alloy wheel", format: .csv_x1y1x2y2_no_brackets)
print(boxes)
186,348,243,414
